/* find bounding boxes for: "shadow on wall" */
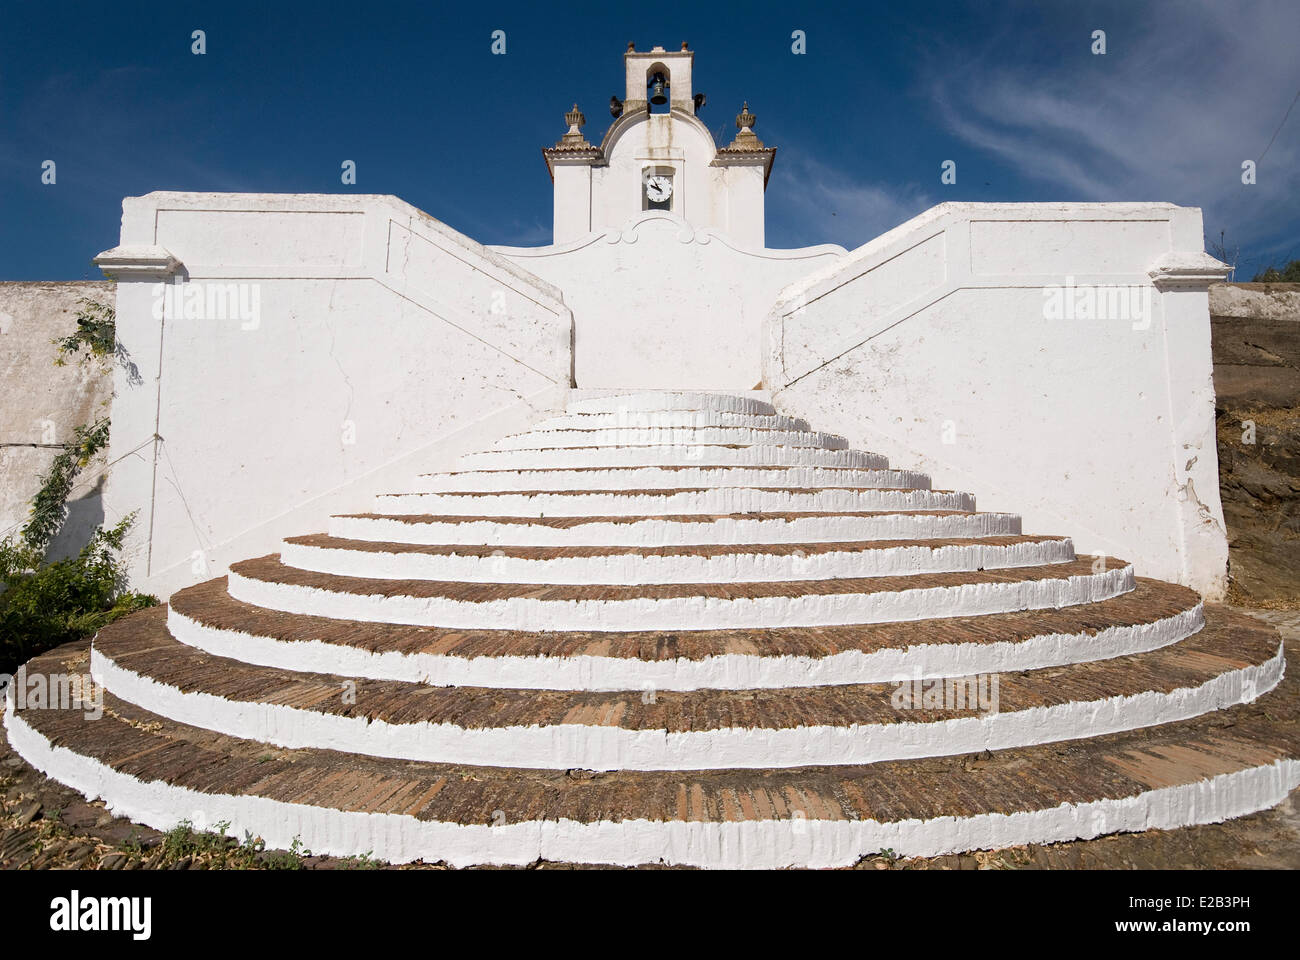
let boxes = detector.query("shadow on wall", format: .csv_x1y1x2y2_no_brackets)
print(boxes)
1211,282,1300,608
43,475,106,562
0,280,116,547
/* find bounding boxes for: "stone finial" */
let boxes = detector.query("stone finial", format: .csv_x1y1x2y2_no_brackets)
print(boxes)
552,103,596,151
724,102,765,151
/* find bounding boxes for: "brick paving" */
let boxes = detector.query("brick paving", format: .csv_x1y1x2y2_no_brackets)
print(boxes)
12,612,1297,829
2,612,1297,870
229,554,1120,602
94,602,1272,733
344,507,969,526
170,575,1197,661
284,532,1060,560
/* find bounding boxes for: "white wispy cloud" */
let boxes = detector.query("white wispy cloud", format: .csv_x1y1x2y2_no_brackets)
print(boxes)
924,0,1300,267
767,149,935,250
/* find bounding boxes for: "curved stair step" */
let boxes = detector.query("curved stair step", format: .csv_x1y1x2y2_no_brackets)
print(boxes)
9,628,1299,868
535,411,812,432
279,534,1074,585
492,427,850,451
91,604,1282,770
376,484,962,518
225,556,1135,631
566,392,776,416
413,465,927,492
338,507,993,547
166,576,1205,690
457,444,889,471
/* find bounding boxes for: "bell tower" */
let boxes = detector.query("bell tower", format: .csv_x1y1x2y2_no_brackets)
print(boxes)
542,43,776,249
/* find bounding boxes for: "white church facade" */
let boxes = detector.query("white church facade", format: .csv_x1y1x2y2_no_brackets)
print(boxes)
84,45,1232,602
7,45,1296,869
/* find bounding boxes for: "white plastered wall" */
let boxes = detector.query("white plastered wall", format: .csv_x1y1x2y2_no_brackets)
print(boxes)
591,113,726,235
765,201,1229,597
95,190,1229,602
97,192,573,600
494,214,843,389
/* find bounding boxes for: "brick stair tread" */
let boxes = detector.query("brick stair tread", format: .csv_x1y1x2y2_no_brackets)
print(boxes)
94,604,1274,733
498,428,845,441
284,533,1064,561
341,508,977,527
16,631,1299,826
480,442,851,452
387,486,932,498
422,465,884,476
233,555,1117,602
169,576,1195,661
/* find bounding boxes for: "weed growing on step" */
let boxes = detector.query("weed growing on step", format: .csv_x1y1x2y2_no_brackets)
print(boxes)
103,820,304,870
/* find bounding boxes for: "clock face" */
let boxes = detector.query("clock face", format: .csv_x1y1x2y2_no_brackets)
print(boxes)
645,175,673,203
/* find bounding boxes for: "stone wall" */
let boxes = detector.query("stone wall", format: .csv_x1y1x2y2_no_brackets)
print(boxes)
0,281,115,558
1211,282,1300,606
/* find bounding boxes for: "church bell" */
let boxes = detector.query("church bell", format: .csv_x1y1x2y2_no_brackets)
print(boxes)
649,73,668,105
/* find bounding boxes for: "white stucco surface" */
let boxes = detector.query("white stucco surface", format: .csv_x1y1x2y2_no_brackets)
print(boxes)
547,46,771,249
95,192,573,599
766,202,1230,596
91,189,1229,603
494,213,843,389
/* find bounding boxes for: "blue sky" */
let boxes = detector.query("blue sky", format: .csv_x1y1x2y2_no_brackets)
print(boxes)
1,0,1296,279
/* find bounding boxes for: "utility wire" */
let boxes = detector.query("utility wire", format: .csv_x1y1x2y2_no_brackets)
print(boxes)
1258,87,1300,164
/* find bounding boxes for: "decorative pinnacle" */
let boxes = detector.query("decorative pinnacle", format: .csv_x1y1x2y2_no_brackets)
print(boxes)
552,103,595,151
724,102,766,151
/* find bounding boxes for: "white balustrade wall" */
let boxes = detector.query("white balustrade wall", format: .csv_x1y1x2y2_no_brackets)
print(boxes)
94,194,1228,599
97,192,574,599
765,201,1229,596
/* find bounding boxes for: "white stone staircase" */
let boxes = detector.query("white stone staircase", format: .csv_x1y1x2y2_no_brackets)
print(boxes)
5,391,1298,867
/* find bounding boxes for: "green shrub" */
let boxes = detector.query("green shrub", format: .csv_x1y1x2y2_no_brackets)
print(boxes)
1,363,156,672
21,417,110,553
0,516,157,674
51,297,116,363
1252,259,1300,283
